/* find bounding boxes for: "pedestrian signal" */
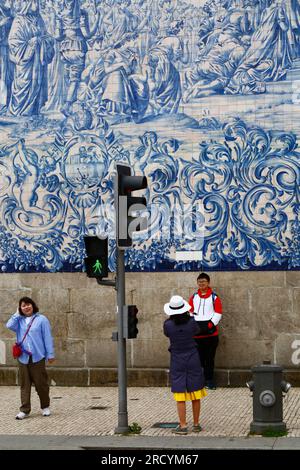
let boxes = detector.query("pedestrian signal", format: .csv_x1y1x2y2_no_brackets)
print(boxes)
83,237,108,279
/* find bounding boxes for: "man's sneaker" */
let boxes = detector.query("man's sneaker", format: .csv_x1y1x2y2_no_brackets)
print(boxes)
192,424,202,432
15,412,29,420
172,425,188,435
42,408,51,417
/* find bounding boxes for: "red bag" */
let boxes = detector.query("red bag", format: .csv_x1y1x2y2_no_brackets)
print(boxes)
12,316,36,359
12,343,22,359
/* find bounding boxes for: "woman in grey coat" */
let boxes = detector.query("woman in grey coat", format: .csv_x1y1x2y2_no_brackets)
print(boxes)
164,295,207,435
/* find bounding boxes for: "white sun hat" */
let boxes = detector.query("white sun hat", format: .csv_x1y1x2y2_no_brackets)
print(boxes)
164,295,190,316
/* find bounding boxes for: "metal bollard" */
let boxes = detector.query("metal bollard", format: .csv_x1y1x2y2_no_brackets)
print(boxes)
246,361,291,434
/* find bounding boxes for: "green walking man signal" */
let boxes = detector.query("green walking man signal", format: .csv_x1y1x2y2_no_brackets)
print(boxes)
93,259,103,274
83,237,108,279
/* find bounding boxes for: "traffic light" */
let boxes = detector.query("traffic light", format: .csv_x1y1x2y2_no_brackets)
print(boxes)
123,305,139,339
83,236,108,279
115,164,148,248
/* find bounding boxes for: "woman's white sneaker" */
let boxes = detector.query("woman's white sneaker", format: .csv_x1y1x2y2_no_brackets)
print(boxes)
42,407,51,416
16,412,29,420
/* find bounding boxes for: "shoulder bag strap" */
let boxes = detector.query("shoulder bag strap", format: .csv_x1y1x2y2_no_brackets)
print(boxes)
20,315,37,345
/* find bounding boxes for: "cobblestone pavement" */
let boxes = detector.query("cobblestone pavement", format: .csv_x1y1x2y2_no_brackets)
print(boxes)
0,387,300,437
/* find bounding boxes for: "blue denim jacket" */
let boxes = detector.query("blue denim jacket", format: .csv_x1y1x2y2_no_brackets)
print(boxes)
6,312,55,364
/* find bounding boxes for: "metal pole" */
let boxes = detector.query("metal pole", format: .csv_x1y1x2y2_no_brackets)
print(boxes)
114,248,129,433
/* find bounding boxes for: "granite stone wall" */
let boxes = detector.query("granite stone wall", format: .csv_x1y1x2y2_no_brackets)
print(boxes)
1,271,300,386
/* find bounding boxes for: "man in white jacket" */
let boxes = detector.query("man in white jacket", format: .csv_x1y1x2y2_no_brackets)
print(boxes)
189,273,222,390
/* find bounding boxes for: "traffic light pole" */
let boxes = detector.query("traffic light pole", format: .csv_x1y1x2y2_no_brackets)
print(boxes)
114,247,129,434
113,164,147,433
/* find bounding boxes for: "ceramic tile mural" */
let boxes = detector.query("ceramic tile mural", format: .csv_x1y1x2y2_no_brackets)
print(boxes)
0,0,300,273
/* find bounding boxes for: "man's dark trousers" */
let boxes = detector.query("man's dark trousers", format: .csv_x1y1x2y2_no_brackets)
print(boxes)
195,336,219,385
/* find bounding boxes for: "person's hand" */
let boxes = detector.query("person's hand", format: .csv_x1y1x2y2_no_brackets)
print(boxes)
48,358,55,364
208,321,215,330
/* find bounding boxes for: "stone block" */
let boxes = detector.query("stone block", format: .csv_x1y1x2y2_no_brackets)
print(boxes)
283,370,300,387
68,312,116,339
89,368,170,387
90,368,118,386
228,369,252,387
286,272,300,287
0,314,16,340
45,368,88,386
126,272,198,291
70,288,116,316
19,273,90,290
251,287,292,314
293,289,300,318
0,274,23,289
250,288,293,339
133,288,191,315
131,339,170,368
86,339,122,367
31,289,70,315
0,368,17,385
127,369,170,387
214,369,229,387
216,288,255,339
216,337,273,368
3,340,19,367
53,339,85,367
0,289,32,315
19,273,48,288
275,334,300,368
211,271,285,289
44,312,68,338
137,315,167,340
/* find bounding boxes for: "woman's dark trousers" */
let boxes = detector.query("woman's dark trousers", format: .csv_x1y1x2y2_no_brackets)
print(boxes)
18,358,50,413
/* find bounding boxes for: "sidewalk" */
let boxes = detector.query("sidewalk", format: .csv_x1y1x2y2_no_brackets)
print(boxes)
0,386,300,450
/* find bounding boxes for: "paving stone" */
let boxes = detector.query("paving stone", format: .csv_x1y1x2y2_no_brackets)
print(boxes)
0,386,299,437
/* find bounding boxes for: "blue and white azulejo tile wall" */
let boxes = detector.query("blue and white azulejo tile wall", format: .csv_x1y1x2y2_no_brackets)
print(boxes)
0,0,300,273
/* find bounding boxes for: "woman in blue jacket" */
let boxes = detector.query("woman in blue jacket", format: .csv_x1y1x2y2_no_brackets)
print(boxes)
6,296,55,420
164,295,207,435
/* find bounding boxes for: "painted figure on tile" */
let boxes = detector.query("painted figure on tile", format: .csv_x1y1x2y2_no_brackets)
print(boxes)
226,0,293,94
12,139,50,224
131,0,157,62
0,0,13,113
77,35,106,112
40,0,65,113
147,21,188,115
8,0,55,116
157,0,174,38
101,0,138,48
286,0,300,59
102,32,149,123
183,31,246,101
53,0,99,115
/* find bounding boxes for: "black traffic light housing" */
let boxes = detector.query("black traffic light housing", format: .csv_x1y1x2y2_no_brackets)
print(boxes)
83,236,108,279
115,164,148,248
123,305,139,339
